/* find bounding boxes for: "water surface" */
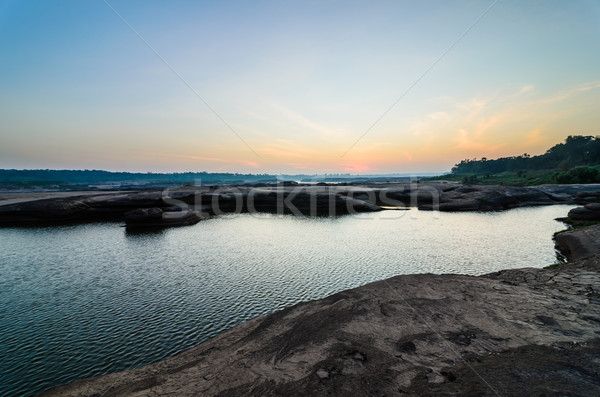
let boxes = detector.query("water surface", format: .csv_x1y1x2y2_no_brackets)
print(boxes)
0,206,572,396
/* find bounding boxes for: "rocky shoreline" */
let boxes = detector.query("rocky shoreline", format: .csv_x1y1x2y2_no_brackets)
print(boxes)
1,182,600,226
35,186,600,397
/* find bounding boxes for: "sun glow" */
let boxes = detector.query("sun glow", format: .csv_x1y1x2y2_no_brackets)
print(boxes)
1,1,599,173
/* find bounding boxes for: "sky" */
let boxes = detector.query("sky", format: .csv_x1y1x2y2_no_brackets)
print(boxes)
1,0,599,174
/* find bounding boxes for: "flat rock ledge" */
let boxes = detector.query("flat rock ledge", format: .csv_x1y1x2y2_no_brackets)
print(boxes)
2,183,600,226
41,251,600,396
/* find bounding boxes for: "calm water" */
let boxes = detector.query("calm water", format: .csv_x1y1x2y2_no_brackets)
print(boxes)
0,206,572,396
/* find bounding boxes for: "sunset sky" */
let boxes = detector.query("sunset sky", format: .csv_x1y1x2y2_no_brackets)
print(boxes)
1,0,599,174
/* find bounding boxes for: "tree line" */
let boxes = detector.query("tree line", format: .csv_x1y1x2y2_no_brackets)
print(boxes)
452,135,600,174
451,135,600,184
0,170,277,184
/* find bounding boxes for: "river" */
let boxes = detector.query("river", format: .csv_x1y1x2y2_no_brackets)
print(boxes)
0,205,573,396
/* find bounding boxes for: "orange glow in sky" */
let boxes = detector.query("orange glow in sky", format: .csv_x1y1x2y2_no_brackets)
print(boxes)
1,1,599,174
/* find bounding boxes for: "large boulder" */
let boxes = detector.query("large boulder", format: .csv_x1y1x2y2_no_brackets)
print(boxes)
554,224,600,261
568,206,600,221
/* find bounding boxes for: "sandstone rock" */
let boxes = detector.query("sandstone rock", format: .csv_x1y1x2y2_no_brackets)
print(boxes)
315,369,329,379
1,183,598,225
568,206,600,221
555,224,600,261
426,371,445,384
584,202,600,211
124,207,203,228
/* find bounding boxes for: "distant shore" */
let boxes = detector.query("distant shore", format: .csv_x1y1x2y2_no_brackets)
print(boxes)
2,182,600,227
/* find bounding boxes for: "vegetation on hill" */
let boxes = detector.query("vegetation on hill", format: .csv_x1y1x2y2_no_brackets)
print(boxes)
452,135,600,173
429,135,600,186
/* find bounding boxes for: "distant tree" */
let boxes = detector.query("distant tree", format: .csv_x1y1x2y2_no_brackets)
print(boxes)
462,175,478,184
555,172,574,184
554,166,599,184
568,166,599,183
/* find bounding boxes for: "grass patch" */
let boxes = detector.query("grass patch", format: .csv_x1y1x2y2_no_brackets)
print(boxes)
544,262,564,269
553,217,600,237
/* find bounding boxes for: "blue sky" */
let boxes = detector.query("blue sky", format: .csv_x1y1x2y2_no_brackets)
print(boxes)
1,0,599,173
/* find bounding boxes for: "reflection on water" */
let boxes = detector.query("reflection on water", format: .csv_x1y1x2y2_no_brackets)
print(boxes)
124,227,168,238
0,206,572,396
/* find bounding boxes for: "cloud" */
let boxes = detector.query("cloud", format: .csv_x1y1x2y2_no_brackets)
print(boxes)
405,82,596,158
244,100,347,140
540,81,600,103
453,128,506,152
257,140,317,159
428,111,448,120
498,84,535,103
522,126,545,147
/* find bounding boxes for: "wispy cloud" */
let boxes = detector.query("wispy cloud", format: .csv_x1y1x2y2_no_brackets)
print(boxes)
256,140,317,159
428,112,449,120
453,128,506,152
244,101,347,139
498,84,535,103
540,81,600,103
404,81,600,159
521,126,545,147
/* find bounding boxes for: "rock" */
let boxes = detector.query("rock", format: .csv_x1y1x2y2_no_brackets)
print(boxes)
426,371,445,384
568,206,600,221
315,369,329,379
584,202,600,211
555,224,600,261
124,207,163,221
572,189,600,204
397,340,417,354
124,207,203,228
2,183,599,225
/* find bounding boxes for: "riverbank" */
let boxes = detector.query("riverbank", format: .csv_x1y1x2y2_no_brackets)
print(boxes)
1,183,600,226
39,221,600,396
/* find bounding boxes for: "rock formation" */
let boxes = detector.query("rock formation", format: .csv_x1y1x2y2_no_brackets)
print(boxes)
1,183,599,226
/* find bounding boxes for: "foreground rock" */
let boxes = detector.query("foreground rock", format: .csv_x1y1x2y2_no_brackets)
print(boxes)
41,251,600,396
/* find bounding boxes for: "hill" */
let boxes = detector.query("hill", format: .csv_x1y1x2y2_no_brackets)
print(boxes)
431,135,600,185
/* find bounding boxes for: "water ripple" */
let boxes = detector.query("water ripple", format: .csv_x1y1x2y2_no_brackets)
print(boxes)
0,206,573,396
